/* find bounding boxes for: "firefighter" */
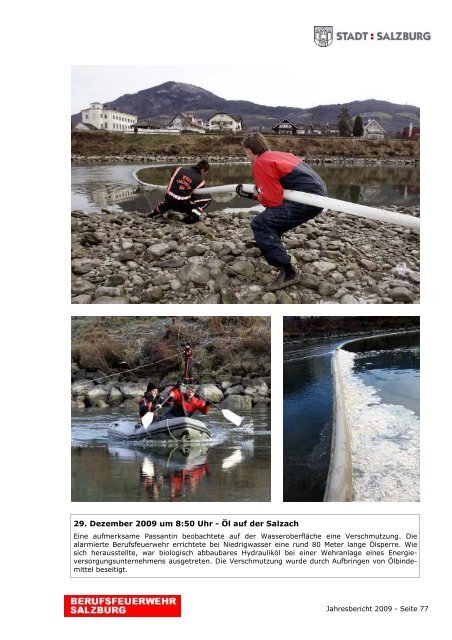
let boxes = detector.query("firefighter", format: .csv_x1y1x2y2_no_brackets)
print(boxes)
183,342,193,384
236,133,327,291
138,382,164,419
165,385,211,418
150,160,212,224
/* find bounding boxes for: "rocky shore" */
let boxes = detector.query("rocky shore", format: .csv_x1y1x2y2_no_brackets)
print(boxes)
71,369,271,413
72,154,417,166
71,204,420,305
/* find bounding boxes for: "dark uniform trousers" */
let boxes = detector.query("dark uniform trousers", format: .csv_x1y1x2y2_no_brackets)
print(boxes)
251,201,323,268
155,194,212,216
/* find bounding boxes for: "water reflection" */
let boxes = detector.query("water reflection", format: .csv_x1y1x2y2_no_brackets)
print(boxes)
71,406,270,502
345,331,420,416
72,162,420,213
109,443,211,501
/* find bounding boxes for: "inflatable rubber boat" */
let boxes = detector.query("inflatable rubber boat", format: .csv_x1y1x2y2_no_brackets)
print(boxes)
107,416,212,442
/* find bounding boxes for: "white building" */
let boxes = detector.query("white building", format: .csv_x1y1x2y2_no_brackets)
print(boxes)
208,113,243,133
363,118,386,140
80,102,137,131
167,113,206,133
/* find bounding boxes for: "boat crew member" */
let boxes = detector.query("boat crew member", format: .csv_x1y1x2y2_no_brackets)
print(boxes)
183,342,194,384
139,382,164,418
236,133,327,291
150,160,212,224
165,385,211,418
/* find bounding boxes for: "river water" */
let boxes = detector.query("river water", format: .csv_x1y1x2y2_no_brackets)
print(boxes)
71,162,420,213
71,405,270,502
283,331,420,502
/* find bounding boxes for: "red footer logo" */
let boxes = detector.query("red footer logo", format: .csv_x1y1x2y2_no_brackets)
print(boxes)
64,595,181,617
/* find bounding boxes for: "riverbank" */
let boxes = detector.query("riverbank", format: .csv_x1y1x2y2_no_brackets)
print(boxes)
72,131,420,161
283,317,420,343
71,317,271,411
71,204,420,305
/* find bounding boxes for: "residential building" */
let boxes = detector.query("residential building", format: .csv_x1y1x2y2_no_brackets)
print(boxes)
80,102,137,131
272,118,298,135
273,120,329,136
167,113,206,133
362,118,386,140
311,123,325,135
135,119,162,130
325,123,339,135
128,120,180,135
296,124,311,135
208,113,243,132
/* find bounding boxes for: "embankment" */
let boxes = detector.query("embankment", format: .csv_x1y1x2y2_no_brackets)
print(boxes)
71,317,271,411
71,131,420,161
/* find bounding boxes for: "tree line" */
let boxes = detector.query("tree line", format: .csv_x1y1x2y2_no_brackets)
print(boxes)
338,108,364,137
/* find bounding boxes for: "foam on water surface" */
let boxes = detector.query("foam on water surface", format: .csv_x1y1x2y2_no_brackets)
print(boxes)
337,349,419,502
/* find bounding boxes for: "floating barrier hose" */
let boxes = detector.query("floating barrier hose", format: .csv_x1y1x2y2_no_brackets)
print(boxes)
133,171,420,231
324,348,353,502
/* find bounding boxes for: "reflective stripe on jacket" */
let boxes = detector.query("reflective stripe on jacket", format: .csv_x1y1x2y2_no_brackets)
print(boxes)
166,166,206,200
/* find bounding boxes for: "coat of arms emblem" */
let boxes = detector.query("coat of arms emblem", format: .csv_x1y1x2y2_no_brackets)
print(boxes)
314,26,333,47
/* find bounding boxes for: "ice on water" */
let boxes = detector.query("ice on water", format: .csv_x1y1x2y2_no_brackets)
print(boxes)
338,349,419,502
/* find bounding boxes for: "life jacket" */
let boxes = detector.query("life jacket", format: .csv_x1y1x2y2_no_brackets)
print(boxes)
139,392,163,413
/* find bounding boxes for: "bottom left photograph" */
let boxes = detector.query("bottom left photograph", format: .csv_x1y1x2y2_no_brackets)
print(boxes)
71,315,271,502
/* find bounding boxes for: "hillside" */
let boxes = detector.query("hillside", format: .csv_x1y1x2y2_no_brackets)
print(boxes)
72,81,420,135
71,316,271,384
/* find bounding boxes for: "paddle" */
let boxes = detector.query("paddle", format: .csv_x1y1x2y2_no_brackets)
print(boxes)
141,412,154,429
141,396,171,430
179,385,243,427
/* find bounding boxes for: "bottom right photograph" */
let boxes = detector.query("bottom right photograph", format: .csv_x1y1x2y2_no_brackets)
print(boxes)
283,316,420,503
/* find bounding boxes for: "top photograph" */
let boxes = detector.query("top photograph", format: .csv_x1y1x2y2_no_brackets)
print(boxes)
71,66,420,305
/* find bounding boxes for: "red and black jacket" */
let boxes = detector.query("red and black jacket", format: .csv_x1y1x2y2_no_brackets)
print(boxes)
166,166,206,200
252,151,327,208
167,387,210,417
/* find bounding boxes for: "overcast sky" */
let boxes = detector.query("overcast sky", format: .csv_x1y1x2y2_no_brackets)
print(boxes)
72,65,422,114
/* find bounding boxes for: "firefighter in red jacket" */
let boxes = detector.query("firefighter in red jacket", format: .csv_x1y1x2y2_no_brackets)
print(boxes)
165,385,211,418
236,133,327,291
150,160,212,224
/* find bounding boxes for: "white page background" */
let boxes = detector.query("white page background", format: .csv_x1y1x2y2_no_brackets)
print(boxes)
2,1,449,637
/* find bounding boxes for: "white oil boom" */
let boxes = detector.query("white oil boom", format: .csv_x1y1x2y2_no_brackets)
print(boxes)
132,173,420,231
